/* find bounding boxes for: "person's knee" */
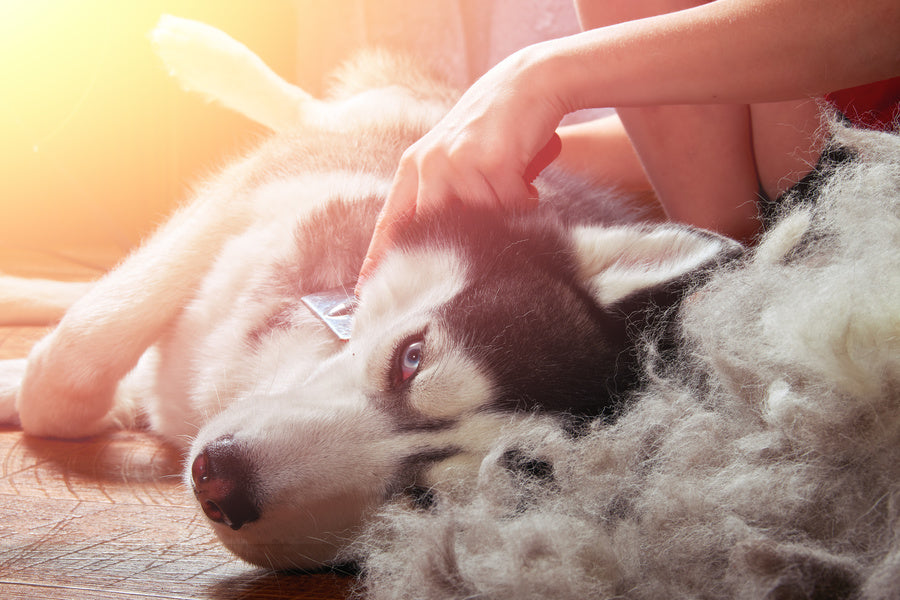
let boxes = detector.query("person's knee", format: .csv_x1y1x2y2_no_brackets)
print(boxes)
574,0,713,30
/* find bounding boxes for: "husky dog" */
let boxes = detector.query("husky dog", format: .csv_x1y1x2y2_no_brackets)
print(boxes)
0,17,740,570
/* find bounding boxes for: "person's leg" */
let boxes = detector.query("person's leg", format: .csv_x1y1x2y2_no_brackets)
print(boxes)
572,0,766,243
751,98,826,201
556,114,668,221
620,97,825,242
556,114,650,193
617,103,762,242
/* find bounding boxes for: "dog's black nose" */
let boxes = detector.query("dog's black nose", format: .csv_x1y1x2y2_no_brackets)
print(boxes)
191,437,260,530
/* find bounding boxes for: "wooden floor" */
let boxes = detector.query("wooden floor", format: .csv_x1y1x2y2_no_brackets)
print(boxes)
0,251,353,600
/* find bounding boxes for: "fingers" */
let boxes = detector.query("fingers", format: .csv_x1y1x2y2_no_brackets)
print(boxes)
357,159,418,293
415,152,534,213
524,132,562,184
357,132,560,293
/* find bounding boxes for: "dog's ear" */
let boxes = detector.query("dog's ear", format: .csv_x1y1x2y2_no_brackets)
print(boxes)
570,223,743,308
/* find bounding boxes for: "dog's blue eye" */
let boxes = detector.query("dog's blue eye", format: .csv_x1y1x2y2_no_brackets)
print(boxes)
398,340,424,384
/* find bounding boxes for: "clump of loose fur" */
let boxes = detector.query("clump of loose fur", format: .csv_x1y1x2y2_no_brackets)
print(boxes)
354,125,900,600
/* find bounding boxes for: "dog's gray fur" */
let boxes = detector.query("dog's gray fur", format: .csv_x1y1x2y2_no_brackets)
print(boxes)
357,125,900,600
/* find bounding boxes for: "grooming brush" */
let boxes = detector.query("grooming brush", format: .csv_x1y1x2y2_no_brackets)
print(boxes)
301,287,356,341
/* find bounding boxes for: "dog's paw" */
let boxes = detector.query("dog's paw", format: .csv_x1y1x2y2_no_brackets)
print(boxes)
15,333,116,438
0,359,25,426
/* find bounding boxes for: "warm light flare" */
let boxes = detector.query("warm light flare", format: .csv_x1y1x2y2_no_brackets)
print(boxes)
0,1,297,265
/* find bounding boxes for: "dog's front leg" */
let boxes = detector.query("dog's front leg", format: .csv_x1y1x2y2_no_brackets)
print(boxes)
16,171,259,438
0,359,26,425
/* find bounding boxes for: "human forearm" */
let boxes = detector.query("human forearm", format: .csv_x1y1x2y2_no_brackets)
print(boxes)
359,0,899,282
526,0,900,111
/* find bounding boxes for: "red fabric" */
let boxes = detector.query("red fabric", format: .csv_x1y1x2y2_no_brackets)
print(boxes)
825,76,900,130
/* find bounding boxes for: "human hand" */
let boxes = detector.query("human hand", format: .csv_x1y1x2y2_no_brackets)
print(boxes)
357,48,566,289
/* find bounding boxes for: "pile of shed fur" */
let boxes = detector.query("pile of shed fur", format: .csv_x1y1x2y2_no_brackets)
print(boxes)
354,125,900,600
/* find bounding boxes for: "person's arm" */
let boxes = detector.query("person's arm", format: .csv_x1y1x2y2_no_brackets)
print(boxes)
358,0,900,286
545,0,900,110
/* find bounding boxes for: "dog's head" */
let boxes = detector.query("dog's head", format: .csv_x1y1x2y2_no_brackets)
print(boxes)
185,205,741,570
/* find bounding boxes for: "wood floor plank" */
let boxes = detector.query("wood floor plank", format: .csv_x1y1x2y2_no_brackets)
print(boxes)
0,428,354,599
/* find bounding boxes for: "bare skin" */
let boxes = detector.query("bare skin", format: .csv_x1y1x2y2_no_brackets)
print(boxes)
358,0,900,285
569,0,831,242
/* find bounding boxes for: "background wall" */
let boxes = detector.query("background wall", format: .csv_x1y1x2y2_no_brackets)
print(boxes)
0,1,581,270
